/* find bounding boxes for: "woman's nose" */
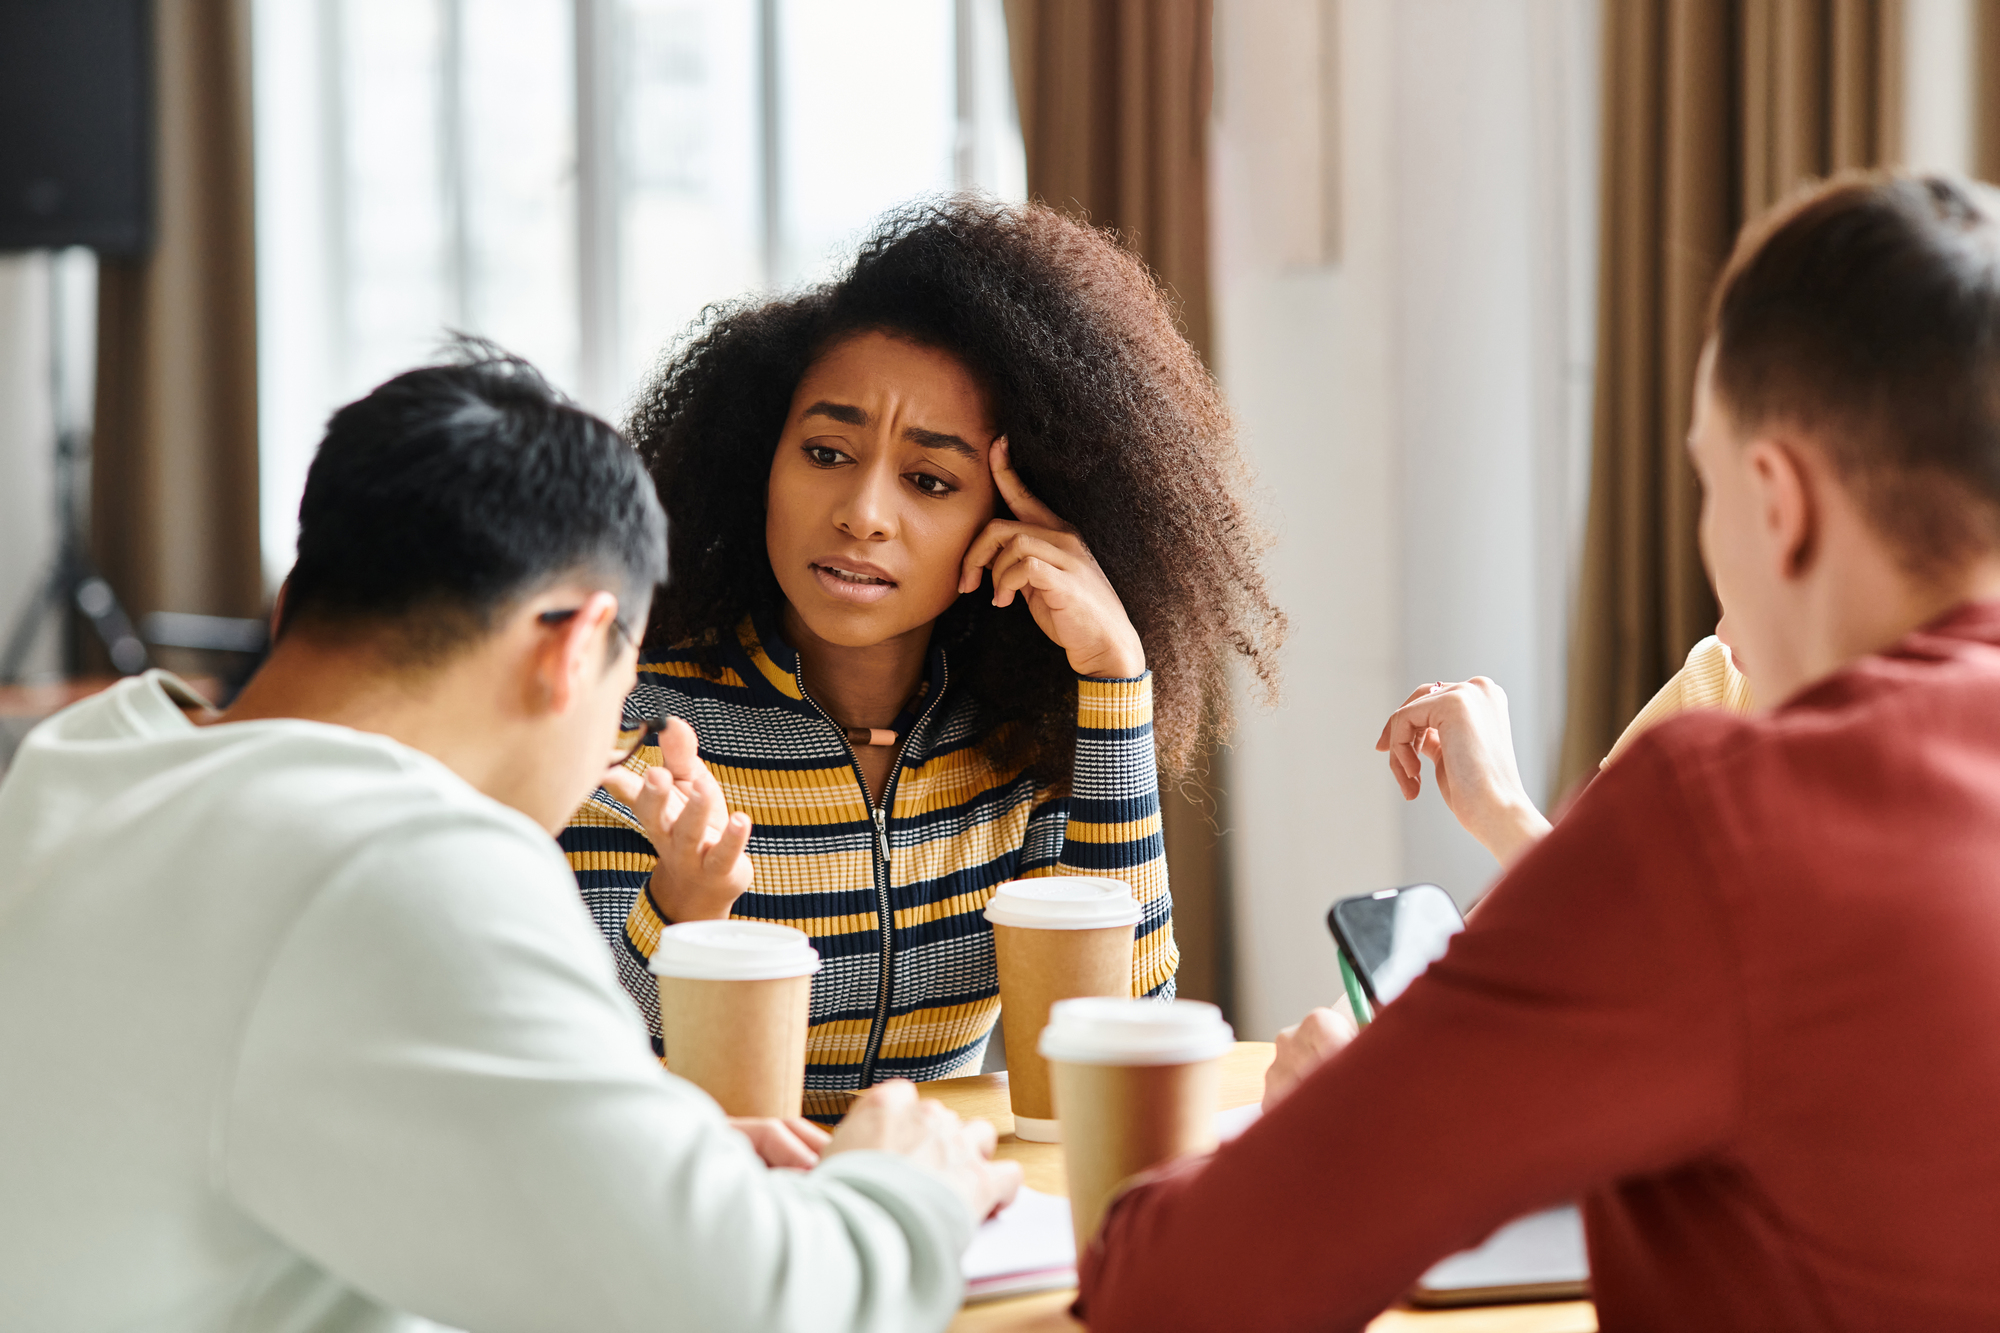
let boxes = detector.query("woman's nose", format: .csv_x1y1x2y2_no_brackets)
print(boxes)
832,460,897,539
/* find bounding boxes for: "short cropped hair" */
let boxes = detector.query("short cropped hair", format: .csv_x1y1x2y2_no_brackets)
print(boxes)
284,343,666,662
1711,172,2000,574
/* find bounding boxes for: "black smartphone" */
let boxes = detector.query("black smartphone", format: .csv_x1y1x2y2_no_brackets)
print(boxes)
1326,883,1465,1007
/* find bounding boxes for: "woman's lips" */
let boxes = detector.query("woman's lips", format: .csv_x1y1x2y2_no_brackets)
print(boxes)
811,561,898,605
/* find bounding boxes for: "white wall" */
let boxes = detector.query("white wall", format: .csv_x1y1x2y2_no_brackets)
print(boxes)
1212,0,1599,1039
1389,0,1600,901
1904,0,1975,176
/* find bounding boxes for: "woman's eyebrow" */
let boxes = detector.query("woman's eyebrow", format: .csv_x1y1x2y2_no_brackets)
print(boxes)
801,400,868,426
905,425,979,459
801,400,977,459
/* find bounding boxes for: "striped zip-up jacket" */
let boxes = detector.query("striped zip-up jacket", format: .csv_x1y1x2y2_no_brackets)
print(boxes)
561,616,1177,1119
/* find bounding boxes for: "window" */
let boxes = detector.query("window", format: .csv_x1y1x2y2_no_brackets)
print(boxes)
253,0,1025,581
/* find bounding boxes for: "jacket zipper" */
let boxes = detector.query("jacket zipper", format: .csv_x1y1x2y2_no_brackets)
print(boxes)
794,657,950,1088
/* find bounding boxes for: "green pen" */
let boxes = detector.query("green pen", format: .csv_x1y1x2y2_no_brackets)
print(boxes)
1337,953,1374,1027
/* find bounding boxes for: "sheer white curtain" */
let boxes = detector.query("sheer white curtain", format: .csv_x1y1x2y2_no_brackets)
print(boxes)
253,0,1025,582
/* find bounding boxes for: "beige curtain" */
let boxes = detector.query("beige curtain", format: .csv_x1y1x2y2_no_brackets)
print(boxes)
92,0,262,659
1003,0,1229,1008
1978,1,2000,183
1559,0,1903,794
1004,0,1215,359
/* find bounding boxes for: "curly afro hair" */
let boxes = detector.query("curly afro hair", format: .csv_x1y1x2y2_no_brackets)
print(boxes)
628,196,1284,786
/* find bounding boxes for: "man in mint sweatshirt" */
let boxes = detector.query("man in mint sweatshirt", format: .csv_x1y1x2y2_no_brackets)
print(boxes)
0,345,1017,1333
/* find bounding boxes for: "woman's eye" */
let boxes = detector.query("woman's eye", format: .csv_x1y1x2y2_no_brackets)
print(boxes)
910,473,956,496
804,445,847,467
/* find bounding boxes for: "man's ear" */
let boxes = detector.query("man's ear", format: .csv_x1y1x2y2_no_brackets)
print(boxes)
1747,435,1818,581
537,590,620,714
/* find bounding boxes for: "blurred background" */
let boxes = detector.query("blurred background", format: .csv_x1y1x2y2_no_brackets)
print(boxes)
2,0,1993,1036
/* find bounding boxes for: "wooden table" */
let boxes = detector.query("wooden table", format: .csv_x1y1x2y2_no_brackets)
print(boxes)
0,676,221,717
920,1042,1596,1333
0,679,124,773
0,679,124,715
0,676,226,774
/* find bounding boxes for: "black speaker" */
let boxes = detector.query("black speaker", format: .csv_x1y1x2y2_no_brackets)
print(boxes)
0,0,153,255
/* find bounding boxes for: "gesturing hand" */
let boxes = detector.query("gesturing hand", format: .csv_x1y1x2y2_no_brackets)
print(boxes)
957,437,1145,681
1374,677,1552,867
599,716,754,922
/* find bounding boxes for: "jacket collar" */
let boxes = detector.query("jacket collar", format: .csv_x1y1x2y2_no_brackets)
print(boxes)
1910,595,2000,651
731,608,950,726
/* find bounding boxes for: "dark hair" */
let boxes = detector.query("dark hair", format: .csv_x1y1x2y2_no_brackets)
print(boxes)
1711,171,2000,574
284,341,667,661
630,197,1284,784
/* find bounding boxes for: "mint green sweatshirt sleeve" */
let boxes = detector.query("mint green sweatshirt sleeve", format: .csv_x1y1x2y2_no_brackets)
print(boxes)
223,816,971,1333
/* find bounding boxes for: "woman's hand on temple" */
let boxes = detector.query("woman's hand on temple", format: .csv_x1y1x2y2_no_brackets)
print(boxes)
599,717,754,922
957,437,1146,680
1375,677,1552,867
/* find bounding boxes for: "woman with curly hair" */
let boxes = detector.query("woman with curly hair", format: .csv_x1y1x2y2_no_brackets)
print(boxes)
564,197,1283,1125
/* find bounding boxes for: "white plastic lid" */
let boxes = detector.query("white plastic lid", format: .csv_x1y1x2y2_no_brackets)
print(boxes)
983,877,1142,930
1038,997,1235,1066
648,920,822,981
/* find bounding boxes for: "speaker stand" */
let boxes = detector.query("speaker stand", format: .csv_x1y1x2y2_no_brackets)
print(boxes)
0,252,147,685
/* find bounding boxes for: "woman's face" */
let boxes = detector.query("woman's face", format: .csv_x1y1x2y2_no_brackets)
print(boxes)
766,330,1000,649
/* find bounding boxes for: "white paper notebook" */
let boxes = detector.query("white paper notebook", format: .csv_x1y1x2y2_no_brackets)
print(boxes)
1414,1204,1590,1305
1214,1101,1262,1141
960,1107,1264,1304
1206,1103,1587,1306
961,1186,1077,1302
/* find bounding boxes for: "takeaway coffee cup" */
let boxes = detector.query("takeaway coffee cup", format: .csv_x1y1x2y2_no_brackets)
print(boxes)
984,877,1142,1142
650,920,820,1118
1040,997,1235,1249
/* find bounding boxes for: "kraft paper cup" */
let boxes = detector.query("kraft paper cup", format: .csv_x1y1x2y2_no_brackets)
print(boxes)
984,878,1142,1142
1040,997,1235,1250
650,920,820,1118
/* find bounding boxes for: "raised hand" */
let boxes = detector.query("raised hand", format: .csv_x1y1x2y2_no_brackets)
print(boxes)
599,716,754,922
957,437,1146,681
1374,677,1552,867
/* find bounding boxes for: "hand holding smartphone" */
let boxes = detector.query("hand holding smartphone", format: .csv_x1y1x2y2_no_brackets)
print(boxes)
1262,884,1463,1102
1321,882,1589,1308
1326,883,1465,1011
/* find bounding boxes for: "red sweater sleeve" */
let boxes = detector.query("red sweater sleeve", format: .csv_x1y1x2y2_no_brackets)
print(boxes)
1076,739,1747,1332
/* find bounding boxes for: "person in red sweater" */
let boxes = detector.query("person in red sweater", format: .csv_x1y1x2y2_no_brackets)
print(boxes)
1078,172,2000,1332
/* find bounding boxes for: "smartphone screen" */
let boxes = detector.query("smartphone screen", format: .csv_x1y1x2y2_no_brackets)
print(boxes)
1327,884,1465,1006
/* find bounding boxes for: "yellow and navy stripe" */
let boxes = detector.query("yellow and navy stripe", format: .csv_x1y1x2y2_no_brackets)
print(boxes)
561,615,1176,1119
